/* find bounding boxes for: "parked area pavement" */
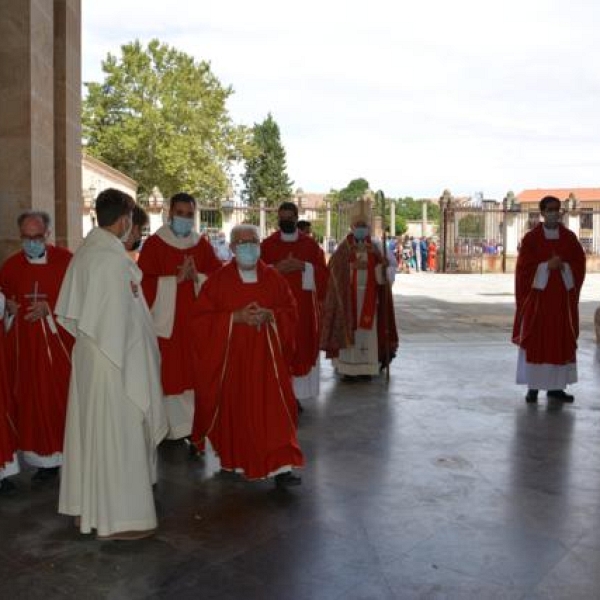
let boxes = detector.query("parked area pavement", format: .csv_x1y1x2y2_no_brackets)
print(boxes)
1,274,599,599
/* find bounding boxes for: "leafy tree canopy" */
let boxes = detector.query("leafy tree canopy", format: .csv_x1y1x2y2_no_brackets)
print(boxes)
242,113,293,207
337,178,370,203
396,197,440,221
83,39,250,201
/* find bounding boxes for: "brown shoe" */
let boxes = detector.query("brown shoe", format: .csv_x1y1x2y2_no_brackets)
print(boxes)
97,529,156,541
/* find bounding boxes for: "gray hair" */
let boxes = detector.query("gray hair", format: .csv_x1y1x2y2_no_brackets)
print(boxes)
230,224,259,244
17,210,51,229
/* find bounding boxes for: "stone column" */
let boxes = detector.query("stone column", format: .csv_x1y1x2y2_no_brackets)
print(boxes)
259,198,266,239
0,1,53,262
53,0,82,249
0,0,81,264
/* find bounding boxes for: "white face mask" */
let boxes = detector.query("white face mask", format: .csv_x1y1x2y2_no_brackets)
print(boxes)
120,216,133,242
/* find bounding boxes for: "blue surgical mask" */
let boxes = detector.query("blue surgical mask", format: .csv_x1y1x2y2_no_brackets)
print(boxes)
353,227,369,242
22,239,46,259
235,243,260,268
171,216,194,237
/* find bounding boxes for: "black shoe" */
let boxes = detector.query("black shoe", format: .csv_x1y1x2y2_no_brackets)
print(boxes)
525,389,538,403
296,399,304,414
547,390,574,403
32,467,59,482
0,479,17,495
184,437,201,459
274,471,302,489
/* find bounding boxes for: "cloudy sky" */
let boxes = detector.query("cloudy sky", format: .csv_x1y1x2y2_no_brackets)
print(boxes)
82,0,600,200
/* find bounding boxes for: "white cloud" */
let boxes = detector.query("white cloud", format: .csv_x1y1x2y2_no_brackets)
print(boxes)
82,0,600,199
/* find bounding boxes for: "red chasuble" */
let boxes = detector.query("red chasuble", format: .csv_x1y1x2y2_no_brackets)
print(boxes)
512,223,586,365
320,234,398,364
138,233,221,395
260,232,328,377
0,320,17,472
0,246,73,457
191,260,304,479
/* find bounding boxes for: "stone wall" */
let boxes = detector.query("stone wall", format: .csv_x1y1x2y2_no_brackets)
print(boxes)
0,0,81,264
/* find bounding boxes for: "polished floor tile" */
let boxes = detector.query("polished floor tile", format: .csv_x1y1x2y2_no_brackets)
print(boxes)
2,275,600,599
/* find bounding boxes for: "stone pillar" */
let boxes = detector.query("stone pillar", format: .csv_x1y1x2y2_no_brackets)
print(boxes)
0,0,81,264
53,0,82,249
259,198,266,239
567,212,580,238
593,213,600,254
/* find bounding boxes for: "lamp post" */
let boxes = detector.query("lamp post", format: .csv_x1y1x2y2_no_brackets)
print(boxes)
88,183,98,228
148,186,164,211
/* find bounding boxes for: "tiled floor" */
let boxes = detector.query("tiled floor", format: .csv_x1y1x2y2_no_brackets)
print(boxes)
1,274,599,599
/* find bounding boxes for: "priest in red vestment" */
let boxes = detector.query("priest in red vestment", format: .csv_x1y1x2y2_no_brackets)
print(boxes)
138,193,221,442
320,197,399,380
512,195,586,403
0,290,19,494
191,224,304,488
0,211,73,481
261,202,328,404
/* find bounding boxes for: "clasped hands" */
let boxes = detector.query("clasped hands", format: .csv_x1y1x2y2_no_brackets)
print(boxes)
8,299,49,322
233,302,274,330
275,253,305,274
547,254,565,272
177,255,199,283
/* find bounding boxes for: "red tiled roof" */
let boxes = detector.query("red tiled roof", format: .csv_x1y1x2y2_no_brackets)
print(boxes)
294,193,326,210
516,188,600,203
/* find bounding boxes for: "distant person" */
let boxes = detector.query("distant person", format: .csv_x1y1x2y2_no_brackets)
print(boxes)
320,198,398,380
56,188,167,540
261,203,328,405
297,220,312,237
212,230,233,262
0,211,73,483
402,237,412,274
0,289,18,494
123,204,149,259
420,237,428,272
410,237,420,271
512,195,586,404
191,224,304,488
137,193,221,442
427,239,437,272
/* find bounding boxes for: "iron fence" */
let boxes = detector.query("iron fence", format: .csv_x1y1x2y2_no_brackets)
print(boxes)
439,204,600,273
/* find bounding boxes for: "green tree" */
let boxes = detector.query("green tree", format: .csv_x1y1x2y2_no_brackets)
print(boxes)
242,113,293,207
395,215,408,236
338,178,370,203
458,214,484,238
396,197,440,222
83,39,249,201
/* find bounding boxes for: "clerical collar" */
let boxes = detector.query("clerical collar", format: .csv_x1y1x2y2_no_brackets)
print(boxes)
542,225,560,240
281,230,299,243
237,267,258,283
26,253,48,264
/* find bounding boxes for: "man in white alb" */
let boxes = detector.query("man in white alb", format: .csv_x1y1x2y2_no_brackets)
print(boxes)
56,188,167,540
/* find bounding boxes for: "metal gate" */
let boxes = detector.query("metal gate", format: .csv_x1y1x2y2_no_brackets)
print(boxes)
439,202,600,273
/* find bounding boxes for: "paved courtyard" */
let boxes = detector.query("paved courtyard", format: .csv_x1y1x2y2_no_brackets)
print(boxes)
1,274,599,599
